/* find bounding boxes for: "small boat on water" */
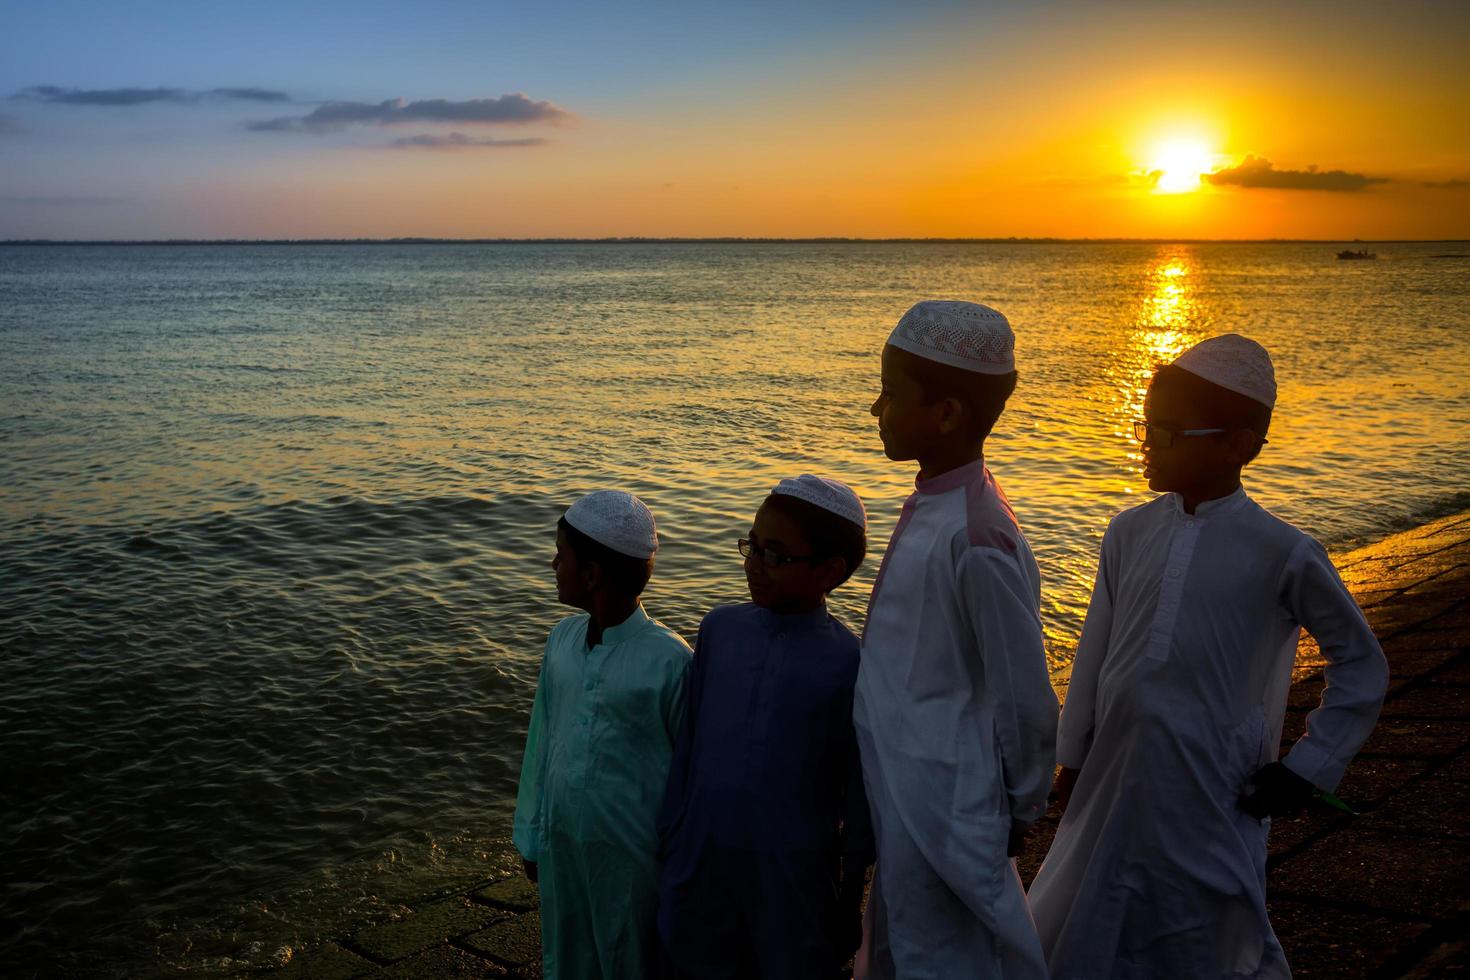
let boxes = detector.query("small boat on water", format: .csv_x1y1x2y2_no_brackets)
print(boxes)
1337,249,1376,260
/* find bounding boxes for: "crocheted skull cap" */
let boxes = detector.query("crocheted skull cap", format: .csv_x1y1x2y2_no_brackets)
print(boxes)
1171,333,1277,408
770,474,866,530
563,490,658,559
887,300,1015,375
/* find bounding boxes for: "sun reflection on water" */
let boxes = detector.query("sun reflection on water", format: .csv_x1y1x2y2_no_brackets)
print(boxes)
1107,250,1207,485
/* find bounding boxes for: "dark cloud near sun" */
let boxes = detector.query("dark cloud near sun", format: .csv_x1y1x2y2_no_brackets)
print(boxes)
389,132,548,149
1422,177,1470,189
1203,155,1386,192
13,85,293,105
246,94,569,133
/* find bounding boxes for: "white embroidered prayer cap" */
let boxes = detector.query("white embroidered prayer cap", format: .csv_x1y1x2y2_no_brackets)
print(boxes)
887,300,1015,375
771,474,866,530
563,490,658,559
1171,333,1277,408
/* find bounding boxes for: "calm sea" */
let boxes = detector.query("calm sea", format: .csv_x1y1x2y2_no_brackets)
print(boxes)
2,242,1467,975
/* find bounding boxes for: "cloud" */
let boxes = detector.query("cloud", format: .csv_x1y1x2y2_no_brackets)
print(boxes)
13,85,293,105
247,94,569,133
1203,155,1387,192
388,132,548,149
17,85,189,105
0,194,128,206
1422,178,1470,189
207,87,292,103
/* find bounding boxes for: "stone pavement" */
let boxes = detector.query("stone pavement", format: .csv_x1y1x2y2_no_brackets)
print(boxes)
272,511,1470,979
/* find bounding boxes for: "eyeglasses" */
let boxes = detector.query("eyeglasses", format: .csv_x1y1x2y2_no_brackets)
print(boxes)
1132,420,1227,448
1132,421,1268,448
738,538,816,568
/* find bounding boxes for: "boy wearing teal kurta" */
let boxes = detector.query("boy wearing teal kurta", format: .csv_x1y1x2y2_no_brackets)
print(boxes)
513,490,692,980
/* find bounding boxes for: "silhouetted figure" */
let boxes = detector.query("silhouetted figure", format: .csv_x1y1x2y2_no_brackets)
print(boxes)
857,302,1058,980
1029,335,1388,979
513,491,692,980
658,476,872,980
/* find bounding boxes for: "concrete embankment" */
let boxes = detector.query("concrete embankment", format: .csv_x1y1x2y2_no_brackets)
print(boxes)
271,510,1470,980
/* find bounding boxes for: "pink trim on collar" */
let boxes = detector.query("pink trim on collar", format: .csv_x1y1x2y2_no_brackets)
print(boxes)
914,458,986,496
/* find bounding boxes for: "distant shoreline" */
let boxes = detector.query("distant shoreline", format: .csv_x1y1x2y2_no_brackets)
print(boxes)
3,237,1469,247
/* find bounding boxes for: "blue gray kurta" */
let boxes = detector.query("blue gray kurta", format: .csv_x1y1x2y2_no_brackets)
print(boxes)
513,606,691,980
658,602,874,980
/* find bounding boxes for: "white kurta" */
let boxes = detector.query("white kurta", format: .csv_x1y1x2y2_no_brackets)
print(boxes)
1029,487,1388,980
855,460,1058,980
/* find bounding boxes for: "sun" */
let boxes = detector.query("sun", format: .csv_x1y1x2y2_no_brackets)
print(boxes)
1150,139,1216,194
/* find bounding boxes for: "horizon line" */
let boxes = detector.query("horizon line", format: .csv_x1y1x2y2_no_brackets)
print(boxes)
3,236,1469,246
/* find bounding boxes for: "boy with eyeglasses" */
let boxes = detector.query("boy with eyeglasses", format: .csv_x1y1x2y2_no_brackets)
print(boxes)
858,301,1058,980
657,475,873,980
1028,334,1388,979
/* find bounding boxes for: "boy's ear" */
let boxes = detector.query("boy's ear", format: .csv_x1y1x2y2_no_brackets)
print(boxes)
936,395,967,435
815,555,847,594
1225,429,1262,466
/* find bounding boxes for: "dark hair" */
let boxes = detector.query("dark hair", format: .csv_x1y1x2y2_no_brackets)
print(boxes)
1151,364,1273,439
557,516,654,599
761,493,867,590
891,346,1017,442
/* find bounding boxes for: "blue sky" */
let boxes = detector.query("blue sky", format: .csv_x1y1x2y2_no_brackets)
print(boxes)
2,0,1466,239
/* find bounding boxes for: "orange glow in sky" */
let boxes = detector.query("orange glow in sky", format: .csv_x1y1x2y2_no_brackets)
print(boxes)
1,2,1466,239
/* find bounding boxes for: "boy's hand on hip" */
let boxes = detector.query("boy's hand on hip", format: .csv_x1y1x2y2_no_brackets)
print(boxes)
522,858,539,884
1052,766,1081,814
1239,762,1315,820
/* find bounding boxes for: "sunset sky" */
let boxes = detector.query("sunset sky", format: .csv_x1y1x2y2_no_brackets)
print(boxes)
2,0,1466,240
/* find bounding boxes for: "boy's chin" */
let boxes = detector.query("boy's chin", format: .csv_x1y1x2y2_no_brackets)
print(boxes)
1146,472,1182,494
878,440,914,462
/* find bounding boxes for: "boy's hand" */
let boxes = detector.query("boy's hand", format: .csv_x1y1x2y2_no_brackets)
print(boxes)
522,858,539,884
1052,766,1081,814
1239,762,1315,820
836,868,867,962
1007,820,1030,858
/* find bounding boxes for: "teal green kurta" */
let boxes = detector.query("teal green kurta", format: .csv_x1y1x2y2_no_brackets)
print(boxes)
513,605,691,980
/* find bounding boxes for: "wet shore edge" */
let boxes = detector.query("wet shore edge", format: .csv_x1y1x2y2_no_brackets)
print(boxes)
265,510,1470,980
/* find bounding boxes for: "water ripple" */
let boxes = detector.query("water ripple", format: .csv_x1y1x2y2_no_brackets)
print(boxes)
2,241,1467,975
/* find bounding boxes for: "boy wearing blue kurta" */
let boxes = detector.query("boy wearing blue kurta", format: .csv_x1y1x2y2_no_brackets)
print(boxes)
513,490,692,980
658,475,874,980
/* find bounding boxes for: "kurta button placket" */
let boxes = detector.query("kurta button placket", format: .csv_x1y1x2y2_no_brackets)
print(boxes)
1146,511,1202,662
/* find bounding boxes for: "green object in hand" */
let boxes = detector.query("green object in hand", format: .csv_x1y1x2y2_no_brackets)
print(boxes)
1314,789,1358,815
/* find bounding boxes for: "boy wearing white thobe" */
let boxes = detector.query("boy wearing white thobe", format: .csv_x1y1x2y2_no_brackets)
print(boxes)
857,301,1058,980
1029,335,1388,980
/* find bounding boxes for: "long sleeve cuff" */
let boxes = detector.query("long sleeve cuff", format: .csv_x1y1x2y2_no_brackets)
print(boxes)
1282,737,1346,793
